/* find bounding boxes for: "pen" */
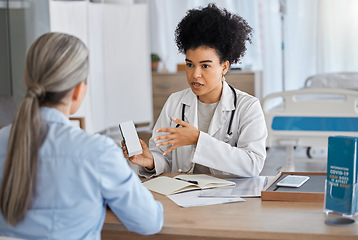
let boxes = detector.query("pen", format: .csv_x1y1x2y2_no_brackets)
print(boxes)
175,177,198,185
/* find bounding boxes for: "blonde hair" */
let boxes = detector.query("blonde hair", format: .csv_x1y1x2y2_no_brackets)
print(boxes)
0,32,89,226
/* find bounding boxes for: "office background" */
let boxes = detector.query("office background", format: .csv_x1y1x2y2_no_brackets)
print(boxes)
1,0,358,134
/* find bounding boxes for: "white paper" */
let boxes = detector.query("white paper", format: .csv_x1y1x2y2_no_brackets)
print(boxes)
167,190,245,208
199,176,268,198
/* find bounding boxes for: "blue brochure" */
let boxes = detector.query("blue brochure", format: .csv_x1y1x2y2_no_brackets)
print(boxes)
325,136,358,216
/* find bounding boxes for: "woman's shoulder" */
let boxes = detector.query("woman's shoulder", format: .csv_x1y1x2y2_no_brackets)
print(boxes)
45,124,119,156
233,88,259,104
162,88,192,107
238,91,258,100
168,88,192,99
0,125,11,155
73,126,117,149
0,124,11,137
229,87,262,113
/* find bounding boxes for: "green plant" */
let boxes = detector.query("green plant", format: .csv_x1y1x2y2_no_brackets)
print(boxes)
151,53,161,62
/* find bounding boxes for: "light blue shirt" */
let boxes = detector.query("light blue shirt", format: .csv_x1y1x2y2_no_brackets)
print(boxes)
0,107,163,239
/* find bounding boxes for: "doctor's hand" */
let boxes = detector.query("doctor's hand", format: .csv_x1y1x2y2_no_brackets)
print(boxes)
121,139,155,170
154,117,200,156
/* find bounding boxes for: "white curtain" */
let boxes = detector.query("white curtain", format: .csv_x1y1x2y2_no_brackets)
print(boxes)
150,0,358,98
49,1,152,133
282,0,358,92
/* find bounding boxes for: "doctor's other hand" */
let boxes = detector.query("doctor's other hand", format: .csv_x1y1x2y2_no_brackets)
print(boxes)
154,117,200,156
121,139,155,169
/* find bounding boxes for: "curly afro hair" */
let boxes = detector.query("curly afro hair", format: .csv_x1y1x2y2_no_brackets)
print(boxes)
175,4,252,64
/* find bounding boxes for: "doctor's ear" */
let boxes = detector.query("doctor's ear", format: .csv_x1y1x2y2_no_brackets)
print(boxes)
222,60,230,75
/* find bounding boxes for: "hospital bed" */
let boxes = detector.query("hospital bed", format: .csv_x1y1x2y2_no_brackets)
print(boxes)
263,72,358,171
305,72,358,90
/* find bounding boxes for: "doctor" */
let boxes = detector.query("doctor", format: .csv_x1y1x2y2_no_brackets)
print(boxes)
123,4,267,177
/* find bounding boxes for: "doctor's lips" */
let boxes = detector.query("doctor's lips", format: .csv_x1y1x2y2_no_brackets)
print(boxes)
191,82,203,89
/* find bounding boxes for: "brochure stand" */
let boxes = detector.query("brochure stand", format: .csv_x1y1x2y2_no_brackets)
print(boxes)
324,180,358,217
323,136,358,226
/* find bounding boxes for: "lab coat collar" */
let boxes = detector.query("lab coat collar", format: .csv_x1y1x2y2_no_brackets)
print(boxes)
220,81,236,112
208,81,236,136
181,90,198,128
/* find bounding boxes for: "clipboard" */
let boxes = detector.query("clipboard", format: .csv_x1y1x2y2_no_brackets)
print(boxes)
261,172,326,202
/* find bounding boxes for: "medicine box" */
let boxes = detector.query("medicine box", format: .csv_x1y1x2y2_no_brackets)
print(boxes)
324,136,358,216
118,120,143,157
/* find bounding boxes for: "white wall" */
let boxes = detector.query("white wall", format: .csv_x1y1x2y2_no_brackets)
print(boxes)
49,1,152,133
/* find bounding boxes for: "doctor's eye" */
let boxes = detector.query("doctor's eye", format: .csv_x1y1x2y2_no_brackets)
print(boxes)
186,63,194,67
202,64,210,69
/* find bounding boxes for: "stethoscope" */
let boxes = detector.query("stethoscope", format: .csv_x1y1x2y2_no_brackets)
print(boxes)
176,84,237,142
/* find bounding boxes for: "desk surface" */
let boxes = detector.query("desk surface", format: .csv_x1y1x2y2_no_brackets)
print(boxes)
102,174,358,240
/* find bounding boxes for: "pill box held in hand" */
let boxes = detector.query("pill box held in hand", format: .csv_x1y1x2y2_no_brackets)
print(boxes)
118,120,143,157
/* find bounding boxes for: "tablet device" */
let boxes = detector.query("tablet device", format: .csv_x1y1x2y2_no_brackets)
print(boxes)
276,175,310,188
118,120,143,157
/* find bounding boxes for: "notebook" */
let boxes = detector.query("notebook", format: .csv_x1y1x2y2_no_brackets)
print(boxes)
142,174,236,196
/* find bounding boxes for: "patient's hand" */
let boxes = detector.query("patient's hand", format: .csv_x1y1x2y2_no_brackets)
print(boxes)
154,117,200,156
121,139,155,169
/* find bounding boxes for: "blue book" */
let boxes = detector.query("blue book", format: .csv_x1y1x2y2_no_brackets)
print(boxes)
325,136,358,215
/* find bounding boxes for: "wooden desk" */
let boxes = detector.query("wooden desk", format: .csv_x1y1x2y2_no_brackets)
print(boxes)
102,175,358,240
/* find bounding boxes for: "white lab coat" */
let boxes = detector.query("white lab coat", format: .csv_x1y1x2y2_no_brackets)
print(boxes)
139,81,267,178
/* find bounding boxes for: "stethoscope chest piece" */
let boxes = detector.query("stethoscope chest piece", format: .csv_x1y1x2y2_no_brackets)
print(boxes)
224,133,233,142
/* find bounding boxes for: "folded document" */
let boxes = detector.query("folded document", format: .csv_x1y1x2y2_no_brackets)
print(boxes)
143,174,236,196
167,188,245,208
199,176,268,198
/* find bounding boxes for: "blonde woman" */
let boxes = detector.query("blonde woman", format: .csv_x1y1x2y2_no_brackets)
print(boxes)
0,32,163,239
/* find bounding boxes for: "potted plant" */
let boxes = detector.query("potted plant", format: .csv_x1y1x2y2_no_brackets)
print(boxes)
151,53,161,72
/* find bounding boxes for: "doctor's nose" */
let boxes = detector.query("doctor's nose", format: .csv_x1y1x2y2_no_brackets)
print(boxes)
193,67,202,79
